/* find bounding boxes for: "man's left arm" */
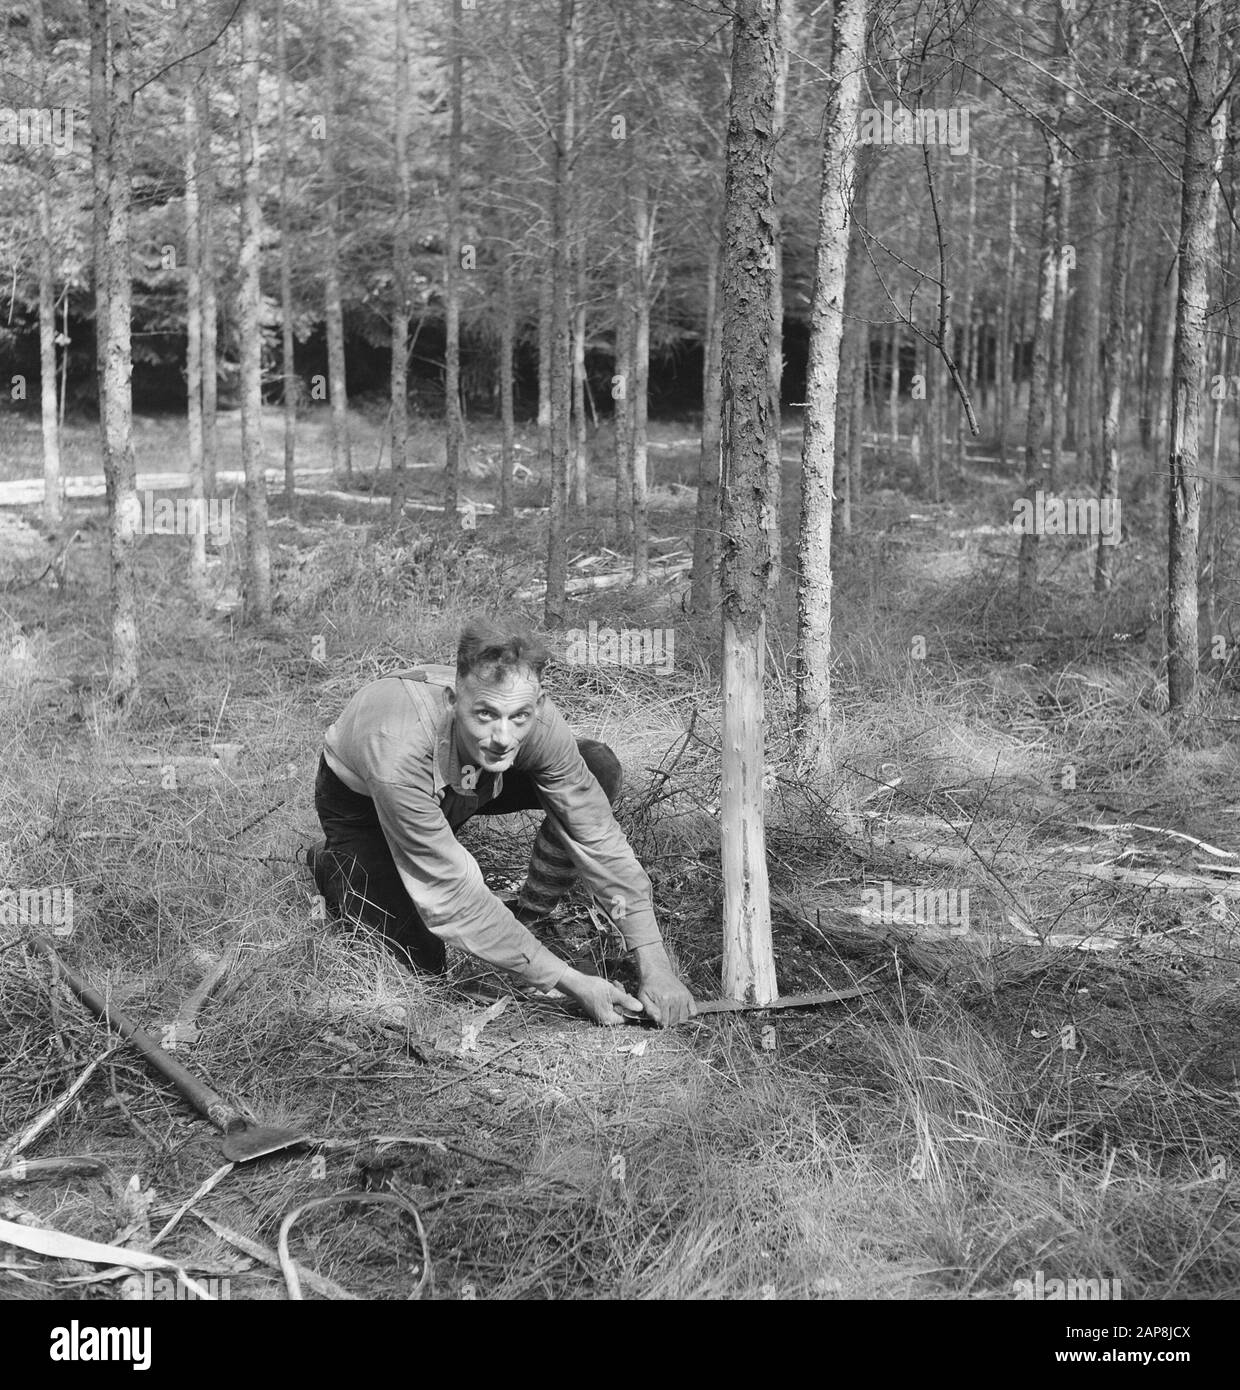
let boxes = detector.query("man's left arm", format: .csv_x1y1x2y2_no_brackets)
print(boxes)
522,702,696,1026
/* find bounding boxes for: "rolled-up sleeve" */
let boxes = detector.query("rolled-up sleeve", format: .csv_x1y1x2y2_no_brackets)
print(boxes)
368,775,570,991
520,702,663,951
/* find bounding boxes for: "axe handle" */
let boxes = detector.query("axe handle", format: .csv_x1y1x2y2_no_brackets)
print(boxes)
35,937,242,1133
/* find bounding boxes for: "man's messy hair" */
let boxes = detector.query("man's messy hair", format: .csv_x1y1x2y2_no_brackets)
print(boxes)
456,616,549,685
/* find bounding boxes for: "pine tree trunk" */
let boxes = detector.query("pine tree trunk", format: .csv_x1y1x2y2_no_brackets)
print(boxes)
1049,162,1073,484
90,0,139,704
927,346,942,503
834,344,852,535
320,0,351,477
763,0,789,590
197,73,218,496
498,238,516,520
1017,4,1071,620
1072,124,1109,458
888,317,899,443
390,0,412,516
1017,132,1060,620
184,75,207,598
1167,0,1225,721
1138,272,1158,451
238,0,271,622
955,147,977,472
631,145,653,587
543,0,575,629
691,232,722,610
720,0,783,1007
443,0,464,517
997,158,1018,466
1047,7,1078,479
34,0,61,528
1094,12,1143,594
847,327,865,525
1204,333,1226,633
538,259,553,463
613,272,633,541
795,0,865,771
572,247,588,511
277,0,297,508
1147,260,1178,505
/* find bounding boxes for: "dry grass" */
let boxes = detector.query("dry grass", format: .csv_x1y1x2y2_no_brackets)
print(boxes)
2,413,1239,1300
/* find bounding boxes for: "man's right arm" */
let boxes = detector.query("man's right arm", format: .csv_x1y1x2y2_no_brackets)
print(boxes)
367,776,569,991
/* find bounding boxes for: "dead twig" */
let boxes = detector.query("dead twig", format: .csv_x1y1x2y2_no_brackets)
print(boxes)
150,1164,234,1250
196,1214,356,1300
0,1045,120,1169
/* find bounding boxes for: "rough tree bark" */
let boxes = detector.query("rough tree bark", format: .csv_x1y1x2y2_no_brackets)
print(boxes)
630,138,654,587
197,72,218,495
543,0,575,629
443,0,464,516
888,316,899,443
763,0,790,589
320,0,351,476
89,0,139,703
795,0,865,764
720,0,783,1006
184,69,207,598
238,0,271,622
538,261,553,463
34,0,61,528
277,0,297,508
1167,0,1225,721
498,249,516,519
571,235,588,511
1095,10,1143,594
691,230,723,610
390,0,412,516
613,270,633,541
997,158,1017,464
1017,0,1071,621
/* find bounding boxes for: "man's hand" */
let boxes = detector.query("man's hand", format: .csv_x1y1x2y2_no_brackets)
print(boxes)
632,944,697,1027
556,967,645,1026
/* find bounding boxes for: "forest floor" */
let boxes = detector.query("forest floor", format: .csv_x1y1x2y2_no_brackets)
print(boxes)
2,404,1240,1300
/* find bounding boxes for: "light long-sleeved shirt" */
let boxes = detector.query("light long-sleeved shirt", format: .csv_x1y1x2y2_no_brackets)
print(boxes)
323,664,662,989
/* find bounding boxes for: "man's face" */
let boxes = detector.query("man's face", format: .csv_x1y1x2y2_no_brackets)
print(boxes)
448,665,544,775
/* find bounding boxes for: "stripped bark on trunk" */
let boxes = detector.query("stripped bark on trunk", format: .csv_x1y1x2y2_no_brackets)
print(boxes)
720,0,783,1007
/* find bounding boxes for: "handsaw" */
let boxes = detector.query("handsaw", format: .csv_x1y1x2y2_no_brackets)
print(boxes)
690,982,879,1015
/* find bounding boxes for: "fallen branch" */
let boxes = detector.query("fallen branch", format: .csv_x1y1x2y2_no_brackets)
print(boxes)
870,833,1240,896
1074,820,1236,859
0,1045,119,1169
0,1156,111,1184
150,1164,234,1250
197,1214,356,1300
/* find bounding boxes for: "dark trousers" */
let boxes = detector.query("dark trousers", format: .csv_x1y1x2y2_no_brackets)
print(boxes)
309,740,621,972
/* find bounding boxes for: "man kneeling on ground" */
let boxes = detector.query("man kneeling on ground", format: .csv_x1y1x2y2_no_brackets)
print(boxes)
307,617,696,1026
